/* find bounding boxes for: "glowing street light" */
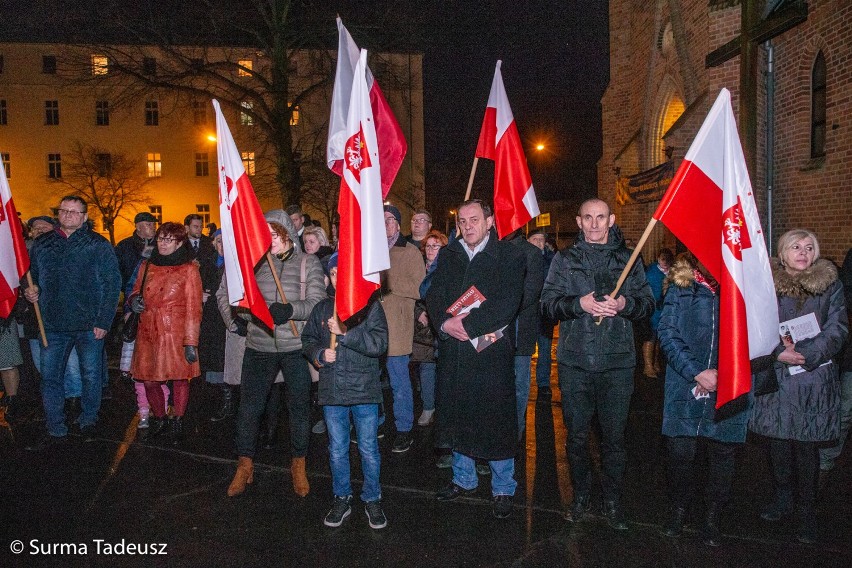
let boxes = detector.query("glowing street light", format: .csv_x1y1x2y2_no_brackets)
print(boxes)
206,134,217,142
535,143,545,151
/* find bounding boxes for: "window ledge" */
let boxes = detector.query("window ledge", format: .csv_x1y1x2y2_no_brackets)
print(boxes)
799,156,825,172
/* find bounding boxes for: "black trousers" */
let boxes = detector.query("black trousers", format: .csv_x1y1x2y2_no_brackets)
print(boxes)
768,437,818,511
666,436,738,509
235,348,311,458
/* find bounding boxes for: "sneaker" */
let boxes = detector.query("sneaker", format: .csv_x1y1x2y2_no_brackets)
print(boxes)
602,500,628,531
138,415,150,429
435,454,453,469
391,432,413,453
80,424,99,443
323,495,352,527
311,419,327,434
565,494,590,523
365,500,387,529
417,409,435,426
492,494,513,519
376,424,386,440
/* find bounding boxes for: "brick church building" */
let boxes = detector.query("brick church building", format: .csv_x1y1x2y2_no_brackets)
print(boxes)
598,0,851,263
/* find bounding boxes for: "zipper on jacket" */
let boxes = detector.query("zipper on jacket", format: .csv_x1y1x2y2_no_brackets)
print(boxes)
697,291,717,438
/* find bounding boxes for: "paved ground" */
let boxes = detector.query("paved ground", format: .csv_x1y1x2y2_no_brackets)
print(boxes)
1,345,850,567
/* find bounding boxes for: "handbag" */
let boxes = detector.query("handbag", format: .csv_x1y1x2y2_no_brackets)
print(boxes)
121,261,151,343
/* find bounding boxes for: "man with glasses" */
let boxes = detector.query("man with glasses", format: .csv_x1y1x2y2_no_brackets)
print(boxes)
405,209,432,246
24,195,121,449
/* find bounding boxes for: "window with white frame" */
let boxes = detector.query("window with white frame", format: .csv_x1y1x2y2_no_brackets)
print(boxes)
47,153,62,178
146,152,162,177
45,100,59,125
195,152,209,177
196,204,210,224
145,101,159,126
241,151,255,176
240,101,254,126
96,100,109,126
149,205,162,225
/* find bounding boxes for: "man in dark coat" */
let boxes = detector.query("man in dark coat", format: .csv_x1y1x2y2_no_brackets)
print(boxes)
504,229,546,437
114,212,157,288
183,213,219,304
425,199,525,519
541,198,654,529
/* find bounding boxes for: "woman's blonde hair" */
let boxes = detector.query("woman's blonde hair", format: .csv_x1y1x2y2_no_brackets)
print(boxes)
777,229,820,265
303,225,330,247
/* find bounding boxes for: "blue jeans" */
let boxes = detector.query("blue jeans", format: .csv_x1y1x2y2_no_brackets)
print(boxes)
535,334,553,388
452,451,516,496
387,355,413,432
324,404,382,503
559,364,634,501
41,330,105,436
420,361,436,411
30,339,82,399
514,355,532,435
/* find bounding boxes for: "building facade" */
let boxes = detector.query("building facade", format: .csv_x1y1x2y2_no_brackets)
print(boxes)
0,42,424,243
600,0,851,263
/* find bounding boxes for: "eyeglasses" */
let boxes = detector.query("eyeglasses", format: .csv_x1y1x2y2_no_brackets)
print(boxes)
156,236,177,243
412,218,430,225
425,244,441,250
57,208,85,216
384,218,398,225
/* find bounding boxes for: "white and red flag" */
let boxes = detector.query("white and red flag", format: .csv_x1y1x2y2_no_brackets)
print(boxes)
213,99,274,329
334,49,391,321
0,169,29,319
653,88,779,407
327,16,407,197
475,60,540,238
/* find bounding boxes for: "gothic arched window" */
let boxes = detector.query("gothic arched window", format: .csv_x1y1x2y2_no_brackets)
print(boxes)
811,51,826,158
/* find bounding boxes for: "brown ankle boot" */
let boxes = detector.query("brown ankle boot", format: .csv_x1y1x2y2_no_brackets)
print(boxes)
291,456,310,497
227,457,254,497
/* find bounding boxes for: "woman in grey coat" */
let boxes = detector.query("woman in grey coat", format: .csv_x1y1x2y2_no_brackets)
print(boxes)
750,229,848,544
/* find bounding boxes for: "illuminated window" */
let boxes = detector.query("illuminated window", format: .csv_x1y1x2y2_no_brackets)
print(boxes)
149,205,162,225
0,100,6,125
193,101,207,125
47,153,62,178
143,57,157,76
811,51,826,159
91,55,109,76
96,101,109,126
241,151,255,176
45,100,59,125
240,101,253,126
96,153,112,176
238,59,253,76
289,103,300,126
1,153,10,178
196,204,210,224
146,152,162,177
42,55,56,74
195,152,209,177
145,101,159,126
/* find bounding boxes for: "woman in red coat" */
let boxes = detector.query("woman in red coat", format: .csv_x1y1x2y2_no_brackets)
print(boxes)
129,222,202,442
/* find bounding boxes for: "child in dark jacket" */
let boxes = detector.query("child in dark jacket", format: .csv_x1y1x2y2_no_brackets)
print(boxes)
302,253,389,529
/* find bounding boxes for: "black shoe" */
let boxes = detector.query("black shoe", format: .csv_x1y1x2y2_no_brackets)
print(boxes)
391,432,413,453
25,433,68,451
760,492,793,522
65,397,81,426
702,504,722,547
565,494,590,523
602,500,628,530
476,462,491,476
436,482,476,501
365,500,388,529
537,386,551,399
796,508,817,544
435,453,453,469
210,386,235,422
80,424,99,442
492,495,513,519
323,495,352,527
145,417,167,439
376,424,386,440
661,506,687,538
2,395,19,424
170,416,184,444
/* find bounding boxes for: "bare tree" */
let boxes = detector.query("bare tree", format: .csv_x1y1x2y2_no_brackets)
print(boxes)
50,142,152,245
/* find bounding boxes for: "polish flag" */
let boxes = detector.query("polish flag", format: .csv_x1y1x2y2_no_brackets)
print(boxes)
327,17,407,198
0,170,29,319
654,88,779,407
213,100,274,329
475,60,540,238
335,49,391,321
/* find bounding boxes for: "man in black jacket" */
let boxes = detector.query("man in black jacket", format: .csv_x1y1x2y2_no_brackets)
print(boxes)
114,212,157,288
541,198,654,529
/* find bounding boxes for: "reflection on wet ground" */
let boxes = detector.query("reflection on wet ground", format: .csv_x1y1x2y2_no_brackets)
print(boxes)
0,340,849,567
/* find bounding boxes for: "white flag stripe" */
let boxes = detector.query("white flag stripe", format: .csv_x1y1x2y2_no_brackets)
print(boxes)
0,173,19,292
522,187,540,218
486,60,514,143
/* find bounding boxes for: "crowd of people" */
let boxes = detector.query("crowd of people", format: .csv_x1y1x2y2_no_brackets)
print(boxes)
0,194,849,542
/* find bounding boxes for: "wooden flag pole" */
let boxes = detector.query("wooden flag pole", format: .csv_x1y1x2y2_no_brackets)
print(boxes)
25,271,48,347
329,302,339,350
595,218,658,325
265,253,299,336
463,157,479,202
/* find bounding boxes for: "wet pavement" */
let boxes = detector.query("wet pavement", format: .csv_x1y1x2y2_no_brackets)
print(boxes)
1,345,850,568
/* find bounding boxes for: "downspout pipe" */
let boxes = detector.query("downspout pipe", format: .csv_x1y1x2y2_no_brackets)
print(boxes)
765,40,775,255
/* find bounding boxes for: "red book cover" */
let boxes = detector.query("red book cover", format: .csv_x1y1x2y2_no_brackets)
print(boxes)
446,285,487,316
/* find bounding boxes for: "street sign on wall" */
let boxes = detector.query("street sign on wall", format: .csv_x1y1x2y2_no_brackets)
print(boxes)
536,213,551,227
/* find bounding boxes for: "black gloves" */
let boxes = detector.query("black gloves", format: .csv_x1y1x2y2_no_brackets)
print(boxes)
231,318,248,337
269,302,294,324
184,345,198,364
129,295,145,313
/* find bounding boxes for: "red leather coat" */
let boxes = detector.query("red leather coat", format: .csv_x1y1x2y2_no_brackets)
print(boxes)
130,261,202,381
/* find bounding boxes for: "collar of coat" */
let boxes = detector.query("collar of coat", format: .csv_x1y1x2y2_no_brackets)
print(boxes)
772,257,838,298
446,228,499,259
391,232,408,248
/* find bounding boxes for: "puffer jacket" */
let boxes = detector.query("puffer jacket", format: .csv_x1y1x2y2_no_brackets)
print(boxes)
750,258,848,442
540,226,654,371
658,261,749,442
302,294,388,406
223,209,326,354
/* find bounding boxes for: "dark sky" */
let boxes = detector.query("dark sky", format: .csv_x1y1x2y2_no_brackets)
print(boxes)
2,0,610,225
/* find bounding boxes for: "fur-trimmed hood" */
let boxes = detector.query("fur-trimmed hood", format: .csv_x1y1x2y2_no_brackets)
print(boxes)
772,257,838,298
664,259,696,292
